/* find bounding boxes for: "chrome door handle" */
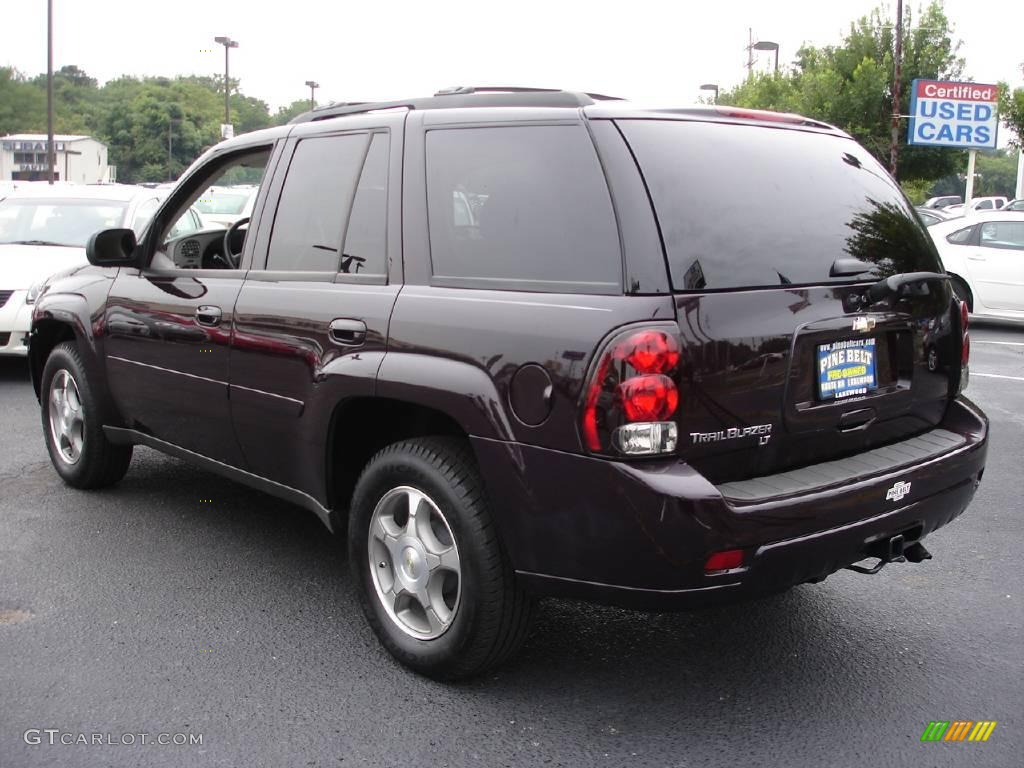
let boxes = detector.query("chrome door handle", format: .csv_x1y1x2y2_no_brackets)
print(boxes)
329,318,367,346
195,305,223,327
967,254,986,261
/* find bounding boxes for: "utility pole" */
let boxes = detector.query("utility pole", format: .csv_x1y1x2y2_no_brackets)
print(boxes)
46,0,55,184
746,28,755,77
889,0,904,177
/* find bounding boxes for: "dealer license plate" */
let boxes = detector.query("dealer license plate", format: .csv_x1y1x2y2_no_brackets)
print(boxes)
817,338,877,400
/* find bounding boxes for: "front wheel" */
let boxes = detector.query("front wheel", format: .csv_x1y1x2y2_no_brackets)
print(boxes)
40,341,132,489
349,437,535,680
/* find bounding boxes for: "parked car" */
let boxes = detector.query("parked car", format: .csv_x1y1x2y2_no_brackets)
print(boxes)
929,210,1024,323
922,195,962,209
942,196,1009,217
1001,198,1024,211
915,207,953,226
192,184,258,228
29,89,987,680
0,184,206,355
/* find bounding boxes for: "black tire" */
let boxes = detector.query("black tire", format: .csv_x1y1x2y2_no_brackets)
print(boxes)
40,341,132,489
348,436,535,680
950,276,973,313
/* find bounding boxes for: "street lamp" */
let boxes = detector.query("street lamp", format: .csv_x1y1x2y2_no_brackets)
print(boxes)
214,35,239,130
699,83,720,103
753,40,780,73
305,80,320,110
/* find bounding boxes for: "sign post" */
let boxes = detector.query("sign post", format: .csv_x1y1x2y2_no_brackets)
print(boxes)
908,80,1000,204
964,149,977,205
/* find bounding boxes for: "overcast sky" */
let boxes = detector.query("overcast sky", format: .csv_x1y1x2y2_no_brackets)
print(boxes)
2,0,1022,114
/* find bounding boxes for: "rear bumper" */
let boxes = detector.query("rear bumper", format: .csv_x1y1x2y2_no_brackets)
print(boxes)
475,396,988,610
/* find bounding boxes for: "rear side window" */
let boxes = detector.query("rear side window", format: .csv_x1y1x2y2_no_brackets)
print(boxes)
946,226,975,245
980,221,1024,250
617,120,943,290
341,133,388,276
268,133,369,272
425,125,621,293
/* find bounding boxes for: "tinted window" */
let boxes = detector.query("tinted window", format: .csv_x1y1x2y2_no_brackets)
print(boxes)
268,134,369,271
946,226,975,245
426,125,621,291
976,200,993,210
341,133,388,276
980,221,1024,250
618,120,942,290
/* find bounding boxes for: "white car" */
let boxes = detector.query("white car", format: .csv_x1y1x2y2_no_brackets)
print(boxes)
0,184,206,355
192,184,258,228
930,211,1024,323
942,196,1009,217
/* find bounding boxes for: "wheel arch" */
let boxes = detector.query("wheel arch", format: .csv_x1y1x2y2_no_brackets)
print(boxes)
325,396,473,528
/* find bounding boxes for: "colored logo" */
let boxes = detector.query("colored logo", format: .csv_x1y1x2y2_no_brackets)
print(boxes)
921,721,997,742
886,480,912,502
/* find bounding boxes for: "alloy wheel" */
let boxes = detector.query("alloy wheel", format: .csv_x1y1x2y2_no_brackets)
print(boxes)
368,485,461,640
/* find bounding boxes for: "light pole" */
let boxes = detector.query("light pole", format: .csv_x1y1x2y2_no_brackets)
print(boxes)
46,0,55,184
305,80,320,110
214,36,238,130
753,40,780,73
700,83,720,103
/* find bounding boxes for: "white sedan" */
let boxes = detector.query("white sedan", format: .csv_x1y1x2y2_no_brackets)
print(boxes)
0,184,205,355
929,211,1024,323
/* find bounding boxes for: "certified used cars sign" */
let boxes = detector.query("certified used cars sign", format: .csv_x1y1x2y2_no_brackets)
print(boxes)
907,79,999,149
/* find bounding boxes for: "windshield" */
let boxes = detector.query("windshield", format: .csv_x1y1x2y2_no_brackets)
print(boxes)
193,189,251,215
617,120,943,290
0,198,127,247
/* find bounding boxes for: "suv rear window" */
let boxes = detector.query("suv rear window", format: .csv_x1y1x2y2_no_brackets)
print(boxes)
617,120,942,291
425,125,622,293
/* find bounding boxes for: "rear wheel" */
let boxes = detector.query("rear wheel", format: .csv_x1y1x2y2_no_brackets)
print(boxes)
349,437,535,680
40,342,132,489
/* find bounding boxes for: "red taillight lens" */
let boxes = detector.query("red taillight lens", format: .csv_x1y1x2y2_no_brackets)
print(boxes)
705,549,744,573
614,330,680,374
959,300,970,367
581,325,682,455
619,374,678,421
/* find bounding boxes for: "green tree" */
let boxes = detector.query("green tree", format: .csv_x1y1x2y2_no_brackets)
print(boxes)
998,64,1024,147
0,67,46,135
273,99,314,125
720,1,965,180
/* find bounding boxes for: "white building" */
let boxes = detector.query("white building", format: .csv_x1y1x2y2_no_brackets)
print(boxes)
0,134,113,184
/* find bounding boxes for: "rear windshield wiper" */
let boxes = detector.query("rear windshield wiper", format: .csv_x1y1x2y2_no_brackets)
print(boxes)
866,272,949,303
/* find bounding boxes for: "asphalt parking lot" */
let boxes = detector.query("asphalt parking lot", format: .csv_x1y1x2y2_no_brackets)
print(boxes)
1,324,1022,768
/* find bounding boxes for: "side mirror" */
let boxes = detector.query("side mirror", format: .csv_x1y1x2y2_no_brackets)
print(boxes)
86,228,139,267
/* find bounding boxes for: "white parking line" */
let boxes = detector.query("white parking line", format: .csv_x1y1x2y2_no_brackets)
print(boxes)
972,372,1024,382
972,341,1024,347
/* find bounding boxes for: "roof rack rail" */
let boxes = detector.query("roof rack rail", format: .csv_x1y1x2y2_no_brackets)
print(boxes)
289,87,624,124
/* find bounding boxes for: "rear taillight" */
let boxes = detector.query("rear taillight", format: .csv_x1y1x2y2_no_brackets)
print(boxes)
581,326,680,456
958,299,970,392
960,300,970,366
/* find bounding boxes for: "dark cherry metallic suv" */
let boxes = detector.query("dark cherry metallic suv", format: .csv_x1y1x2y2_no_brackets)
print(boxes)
29,88,988,679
